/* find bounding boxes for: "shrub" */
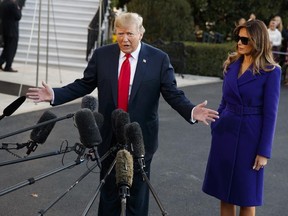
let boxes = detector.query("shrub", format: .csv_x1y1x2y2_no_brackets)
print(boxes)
183,42,234,77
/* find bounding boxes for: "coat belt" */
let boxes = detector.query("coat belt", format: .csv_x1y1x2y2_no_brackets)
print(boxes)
226,103,263,115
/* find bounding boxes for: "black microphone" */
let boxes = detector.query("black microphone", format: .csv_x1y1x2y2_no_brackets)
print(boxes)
26,110,57,155
74,108,102,148
81,95,97,111
111,109,125,133
115,149,133,214
0,96,26,120
74,108,102,168
125,122,169,215
125,122,145,169
92,111,104,129
115,111,130,148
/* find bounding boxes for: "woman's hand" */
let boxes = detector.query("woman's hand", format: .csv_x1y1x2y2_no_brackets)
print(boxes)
253,155,268,171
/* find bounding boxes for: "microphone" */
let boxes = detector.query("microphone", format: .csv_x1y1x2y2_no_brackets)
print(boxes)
92,111,104,129
0,96,26,120
115,111,130,148
115,149,133,215
115,149,133,191
125,122,145,169
111,109,125,133
74,108,102,148
74,108,102,168
27,110,57,155
125,123,169,215
81,95,97,111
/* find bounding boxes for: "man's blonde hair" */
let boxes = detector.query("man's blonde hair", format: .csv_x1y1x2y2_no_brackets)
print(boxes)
114,12,145,34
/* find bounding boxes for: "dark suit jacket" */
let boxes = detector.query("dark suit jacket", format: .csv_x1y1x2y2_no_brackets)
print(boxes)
0,0,22,37
53,42,195,159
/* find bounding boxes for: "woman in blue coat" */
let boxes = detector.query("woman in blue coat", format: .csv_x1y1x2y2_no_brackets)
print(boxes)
202,20,281,216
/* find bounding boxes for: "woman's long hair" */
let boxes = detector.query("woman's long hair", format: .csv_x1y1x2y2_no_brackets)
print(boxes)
223,19,278,74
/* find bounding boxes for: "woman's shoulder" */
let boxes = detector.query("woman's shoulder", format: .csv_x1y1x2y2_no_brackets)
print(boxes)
265,64,281,73
261,64,281,80
270,65,282,77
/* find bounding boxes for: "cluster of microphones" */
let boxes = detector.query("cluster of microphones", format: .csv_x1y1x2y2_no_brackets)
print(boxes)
112,109,147,204
0,95,154,215
77,96,146,204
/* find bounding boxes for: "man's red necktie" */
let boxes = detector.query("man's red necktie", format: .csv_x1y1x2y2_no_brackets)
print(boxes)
118,53,131,111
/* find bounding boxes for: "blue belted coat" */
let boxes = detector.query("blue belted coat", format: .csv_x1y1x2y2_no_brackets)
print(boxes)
202,58,281,206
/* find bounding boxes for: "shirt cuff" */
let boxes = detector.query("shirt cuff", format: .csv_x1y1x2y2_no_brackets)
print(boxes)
191,107,197,123
50,89,55,105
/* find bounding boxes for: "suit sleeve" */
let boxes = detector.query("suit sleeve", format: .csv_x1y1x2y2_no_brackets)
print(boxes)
52,50,99,105
160,53,195,123
11,2,22,20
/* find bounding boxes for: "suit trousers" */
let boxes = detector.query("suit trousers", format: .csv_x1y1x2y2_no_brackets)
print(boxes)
98,153,151,216
0,35,18,70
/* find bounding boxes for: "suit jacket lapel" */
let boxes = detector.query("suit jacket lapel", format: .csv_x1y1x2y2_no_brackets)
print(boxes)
129,43,148,104
110,46,121,107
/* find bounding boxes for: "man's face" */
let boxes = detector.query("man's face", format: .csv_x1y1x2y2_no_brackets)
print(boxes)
115,23,143,54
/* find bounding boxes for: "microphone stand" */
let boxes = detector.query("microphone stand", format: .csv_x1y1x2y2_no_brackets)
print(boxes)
38,145,118,216
0,113,74,140
0,142,79,167
81,157,117,216
137,158,168,216
81,144,121,216
119,185,130,216
38,160,99,216
0,158,84,197
0,148,85,197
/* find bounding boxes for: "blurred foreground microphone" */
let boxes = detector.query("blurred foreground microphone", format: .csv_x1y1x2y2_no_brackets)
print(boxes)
93,111,104,129
75,108,102,168
111,109,124,133
115,111,130,148
81,95,97,111
26,110,57,155
115,149,133,215
125,122,145,169
0,96,26,121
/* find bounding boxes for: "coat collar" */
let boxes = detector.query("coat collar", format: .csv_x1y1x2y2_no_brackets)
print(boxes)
225,57,257,102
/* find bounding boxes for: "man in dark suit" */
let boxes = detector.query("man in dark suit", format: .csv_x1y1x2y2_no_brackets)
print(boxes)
27,12,219,216
0,0,21,72
16,0,25,10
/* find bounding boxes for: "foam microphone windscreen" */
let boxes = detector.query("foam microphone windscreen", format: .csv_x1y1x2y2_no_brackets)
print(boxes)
81,95,97,111
115,111,130,146
30,110,57,144
115,149,133,187
125,122,145,158
111,109,125,133
93,111,104,129
3,96,26,116
74,108,102,148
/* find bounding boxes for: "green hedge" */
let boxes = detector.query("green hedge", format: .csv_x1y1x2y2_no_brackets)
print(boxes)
184,42,235,78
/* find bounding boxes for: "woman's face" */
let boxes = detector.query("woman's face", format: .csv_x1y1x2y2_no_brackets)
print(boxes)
269,21,277,30
237,28,253,56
